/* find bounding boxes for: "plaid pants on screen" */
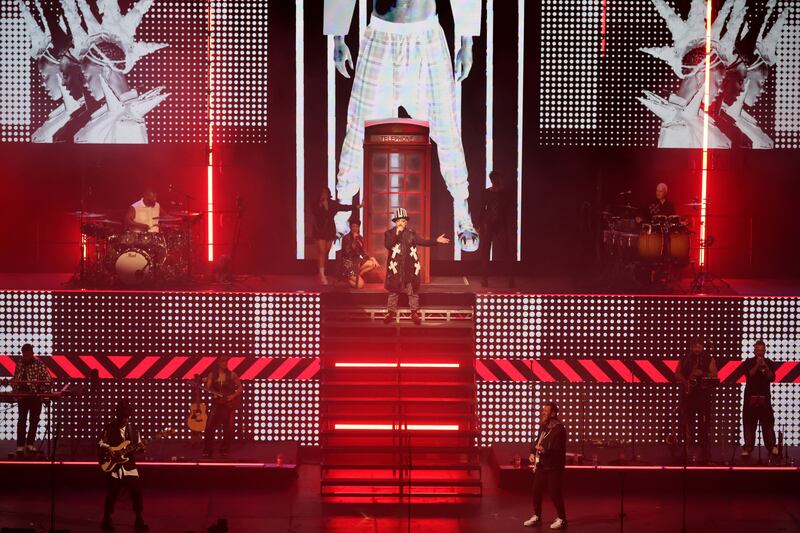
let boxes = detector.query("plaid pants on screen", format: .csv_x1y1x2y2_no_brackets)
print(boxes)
336,16,469,203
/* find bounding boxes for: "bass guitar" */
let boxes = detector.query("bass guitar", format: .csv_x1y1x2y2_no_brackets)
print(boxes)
98,428,174,473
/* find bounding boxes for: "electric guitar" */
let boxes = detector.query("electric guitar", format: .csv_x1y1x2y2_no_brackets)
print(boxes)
187,376,208,434
98,429,174,473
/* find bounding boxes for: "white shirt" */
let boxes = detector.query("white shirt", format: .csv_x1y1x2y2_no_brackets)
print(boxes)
323,0,481,37
131,199,161,233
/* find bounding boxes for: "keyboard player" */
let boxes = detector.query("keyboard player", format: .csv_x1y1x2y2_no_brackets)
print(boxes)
12,344,52,455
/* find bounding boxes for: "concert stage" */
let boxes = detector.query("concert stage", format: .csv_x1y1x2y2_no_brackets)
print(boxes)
0,280,798,530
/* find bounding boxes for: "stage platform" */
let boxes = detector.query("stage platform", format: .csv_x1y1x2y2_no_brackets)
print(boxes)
2,272,800,296
0,440,298,489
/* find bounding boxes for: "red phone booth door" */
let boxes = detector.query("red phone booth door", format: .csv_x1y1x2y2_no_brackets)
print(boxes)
363,120,431,284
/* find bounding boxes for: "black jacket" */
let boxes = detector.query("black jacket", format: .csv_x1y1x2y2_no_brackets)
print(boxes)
531,417,567,471
383,227,439,291
100,421,141,474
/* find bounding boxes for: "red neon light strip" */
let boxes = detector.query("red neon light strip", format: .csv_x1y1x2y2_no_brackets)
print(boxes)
206,2,214,262
79,356,113,378
606,359,638,382
698,0,712,267
334,424,460,431
333,362,459,368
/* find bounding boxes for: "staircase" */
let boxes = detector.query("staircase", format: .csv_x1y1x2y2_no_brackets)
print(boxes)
319,297,481,498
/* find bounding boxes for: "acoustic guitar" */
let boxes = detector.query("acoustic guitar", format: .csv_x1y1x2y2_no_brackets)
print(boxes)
187,375,208,434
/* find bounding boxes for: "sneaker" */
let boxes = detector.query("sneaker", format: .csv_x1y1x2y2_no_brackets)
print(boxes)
453,200,480,252
16,446,25,455
771,446,779,456
318,272,328,286
383,312,394,325
550,518,567,530
25,444,36,453
411,312,422,325
740,449,750,458
523,515,541,527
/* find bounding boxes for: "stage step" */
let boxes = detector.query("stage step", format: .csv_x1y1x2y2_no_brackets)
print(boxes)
320,298,481,497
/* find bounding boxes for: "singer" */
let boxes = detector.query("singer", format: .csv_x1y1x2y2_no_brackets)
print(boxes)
383,207,450,325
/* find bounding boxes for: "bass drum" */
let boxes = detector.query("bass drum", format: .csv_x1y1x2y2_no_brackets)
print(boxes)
638,224,663,261
114,248,152,285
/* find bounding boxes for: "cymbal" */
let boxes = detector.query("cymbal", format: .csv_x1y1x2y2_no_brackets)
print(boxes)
94,218,122,226
171,211,203,218
68,211,106,219
684,202,704,207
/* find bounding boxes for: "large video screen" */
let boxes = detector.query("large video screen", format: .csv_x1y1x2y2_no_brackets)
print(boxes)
0,0,268,144
540,0,800,149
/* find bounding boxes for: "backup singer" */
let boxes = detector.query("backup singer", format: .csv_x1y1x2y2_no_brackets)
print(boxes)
99,400,148,532
741,340,779,459
203,355,243,458
524,402,567,530
479,170,514,288
338,219,378,289
674,338,718,464
311,186,357,286
12,344,52,455
383,208,450,325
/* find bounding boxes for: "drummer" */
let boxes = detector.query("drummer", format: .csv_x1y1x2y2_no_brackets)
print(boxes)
125,187,161,233
636,182,675,224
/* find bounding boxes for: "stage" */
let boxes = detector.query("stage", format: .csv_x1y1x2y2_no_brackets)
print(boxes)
0,461,797,532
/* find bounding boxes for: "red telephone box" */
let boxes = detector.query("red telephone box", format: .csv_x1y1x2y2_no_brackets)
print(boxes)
363,119,432,284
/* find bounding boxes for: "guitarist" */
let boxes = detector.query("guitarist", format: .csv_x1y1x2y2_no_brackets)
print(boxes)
524,402,567,530
202,355,242,458
99,400,148,531
674,337,718,464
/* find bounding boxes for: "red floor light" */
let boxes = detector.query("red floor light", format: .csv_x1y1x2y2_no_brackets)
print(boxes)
334,362,460,368
334,424,460,431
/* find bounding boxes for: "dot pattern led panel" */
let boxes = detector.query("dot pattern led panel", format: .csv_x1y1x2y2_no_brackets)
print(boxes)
538,0,800,148
0,0,268,143
0,291,53,357
254,294,321,358
476,295,744,360
210,0,269,143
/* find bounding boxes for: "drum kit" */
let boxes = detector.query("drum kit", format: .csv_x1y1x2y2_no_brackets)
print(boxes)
71,210,202,287
601,203,693,287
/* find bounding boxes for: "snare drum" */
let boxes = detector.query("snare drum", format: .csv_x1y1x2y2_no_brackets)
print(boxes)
638,223,664,261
